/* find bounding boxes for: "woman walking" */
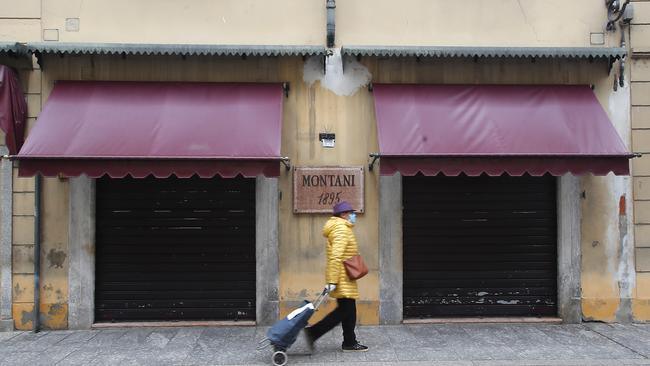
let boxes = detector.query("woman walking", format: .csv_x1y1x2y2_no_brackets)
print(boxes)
304,201,368,352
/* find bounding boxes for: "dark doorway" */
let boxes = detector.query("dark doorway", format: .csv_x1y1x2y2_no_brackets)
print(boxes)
403,174,557,318
95,176,256,322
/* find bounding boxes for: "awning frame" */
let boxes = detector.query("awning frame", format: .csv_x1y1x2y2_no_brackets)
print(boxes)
342,45,627,60
25,42,328,57
368,153,641,171
343,45,627,75
25,42,328,69
12,155,293,174
16,158,290,179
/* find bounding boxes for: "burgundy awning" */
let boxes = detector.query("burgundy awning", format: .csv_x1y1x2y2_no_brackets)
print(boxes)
372,84,633,176
17,81,284,178
0,65,27,155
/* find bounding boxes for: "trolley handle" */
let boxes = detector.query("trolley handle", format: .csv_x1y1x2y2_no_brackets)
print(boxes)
313,287,330,310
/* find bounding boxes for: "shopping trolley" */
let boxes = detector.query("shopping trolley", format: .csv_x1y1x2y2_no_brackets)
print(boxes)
257,288,329,366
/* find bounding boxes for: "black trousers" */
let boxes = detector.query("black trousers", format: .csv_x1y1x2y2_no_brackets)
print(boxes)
308,298,357,346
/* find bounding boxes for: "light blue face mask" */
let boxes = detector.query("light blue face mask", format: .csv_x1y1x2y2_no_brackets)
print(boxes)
348,212,357,224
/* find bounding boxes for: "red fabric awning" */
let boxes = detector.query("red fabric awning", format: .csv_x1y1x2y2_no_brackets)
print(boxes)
372,84,633,176
17,81,284,178
0,65,27,155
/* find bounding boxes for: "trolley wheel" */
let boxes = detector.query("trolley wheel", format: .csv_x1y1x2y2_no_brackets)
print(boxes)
271,350,288,366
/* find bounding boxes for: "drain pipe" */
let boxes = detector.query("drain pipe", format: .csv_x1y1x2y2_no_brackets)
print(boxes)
614,29,626,91
326,0,336,48
32,175,41,333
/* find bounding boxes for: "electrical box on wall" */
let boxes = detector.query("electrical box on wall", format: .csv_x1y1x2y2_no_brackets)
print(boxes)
319,133,335,148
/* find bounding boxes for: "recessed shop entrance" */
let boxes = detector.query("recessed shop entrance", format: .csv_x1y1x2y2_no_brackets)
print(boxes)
95,176,256,322
402,174,557,318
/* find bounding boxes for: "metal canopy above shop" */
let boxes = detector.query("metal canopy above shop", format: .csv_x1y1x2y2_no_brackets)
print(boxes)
0,42,29,58
371,84,634,176
342,46,627,60
25,42,328,57
16,81,285,178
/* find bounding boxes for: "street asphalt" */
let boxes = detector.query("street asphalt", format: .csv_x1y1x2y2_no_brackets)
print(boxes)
1,323,650,365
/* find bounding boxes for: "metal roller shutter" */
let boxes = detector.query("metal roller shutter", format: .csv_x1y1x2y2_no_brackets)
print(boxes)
403,174,557,318
95,176,256,322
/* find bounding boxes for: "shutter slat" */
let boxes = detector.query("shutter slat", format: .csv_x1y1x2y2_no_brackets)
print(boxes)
95,176,256,322
403,174,557,318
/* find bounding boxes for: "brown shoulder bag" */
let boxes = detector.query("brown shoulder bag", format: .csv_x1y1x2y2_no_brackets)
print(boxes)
343,254,368,280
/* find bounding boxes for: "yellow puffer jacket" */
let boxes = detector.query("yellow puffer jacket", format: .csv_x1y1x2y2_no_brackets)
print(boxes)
323,216,359,299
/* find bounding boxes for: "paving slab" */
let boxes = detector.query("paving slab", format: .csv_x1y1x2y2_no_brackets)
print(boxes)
129,348,194,366
0,345,77,366
509,325,581,360
0,323,649,365
1,331,73,353
86,353,144,366
111,328,155,349
82,329,129,348
55,347,105,366
166,328,204,350
0,330,23,342
585,323,650,358
56,329,100,344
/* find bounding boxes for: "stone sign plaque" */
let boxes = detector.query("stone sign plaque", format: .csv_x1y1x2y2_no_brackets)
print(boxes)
293,166,364,213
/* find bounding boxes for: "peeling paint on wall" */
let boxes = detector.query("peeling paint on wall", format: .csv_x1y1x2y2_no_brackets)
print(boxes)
47,302,63,316
83,241,94,256
303,48,372,96
617,194,634,322
608,84,635,321
583,298,620,322
615,192,634,296
46,248,67,269
41,302,68,329
55,289,64,302
14,283,24,297
20,308,33,326
582,80,634,322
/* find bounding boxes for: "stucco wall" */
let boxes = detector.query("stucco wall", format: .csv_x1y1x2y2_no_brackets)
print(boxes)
2,0,645,327
337,0,610,47
9,60,45,331
39,0,323,44
0,0,615,47
33,54,381,326
630,0,650,322
0,0,40,42
359,54,637,323
19,50,631,327
0,103,10,331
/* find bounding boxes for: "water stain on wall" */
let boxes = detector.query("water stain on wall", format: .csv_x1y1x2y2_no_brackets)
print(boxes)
14,283,24,297
47,302,64,316
20,309,33,326
303,48,372,97
46,249,67,269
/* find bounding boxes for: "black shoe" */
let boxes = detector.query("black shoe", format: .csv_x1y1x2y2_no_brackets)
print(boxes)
303,328,315,353
342,342,368,352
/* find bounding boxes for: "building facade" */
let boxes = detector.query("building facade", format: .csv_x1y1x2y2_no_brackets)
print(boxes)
0,0,648,331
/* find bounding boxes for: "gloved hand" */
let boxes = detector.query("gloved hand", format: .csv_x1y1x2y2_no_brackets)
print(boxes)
325,283,336,292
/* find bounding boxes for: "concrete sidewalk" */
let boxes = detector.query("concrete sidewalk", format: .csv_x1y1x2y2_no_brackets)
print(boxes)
1,323,650,366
